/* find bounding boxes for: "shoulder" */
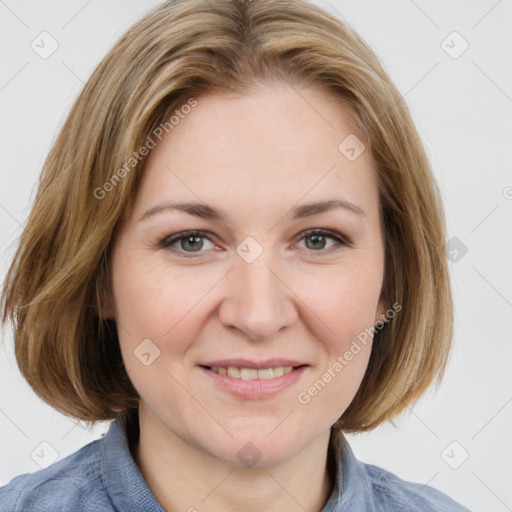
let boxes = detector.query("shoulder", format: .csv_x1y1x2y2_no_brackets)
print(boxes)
332,432,471,511
364,462,471,512
0,436,111,512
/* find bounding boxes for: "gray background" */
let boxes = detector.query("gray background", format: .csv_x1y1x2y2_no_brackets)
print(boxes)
1,1,511,510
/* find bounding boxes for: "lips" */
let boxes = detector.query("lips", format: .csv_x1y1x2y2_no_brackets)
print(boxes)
197,358,310,399
198,358,307,370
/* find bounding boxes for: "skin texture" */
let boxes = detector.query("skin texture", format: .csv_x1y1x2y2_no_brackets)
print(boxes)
108,83,387,511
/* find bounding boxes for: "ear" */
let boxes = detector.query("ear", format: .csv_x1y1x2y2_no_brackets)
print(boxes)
374,292,389,328
97,284,116,320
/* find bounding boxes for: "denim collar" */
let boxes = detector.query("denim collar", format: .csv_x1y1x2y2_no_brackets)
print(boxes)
100,418,165,511
322,429,379,511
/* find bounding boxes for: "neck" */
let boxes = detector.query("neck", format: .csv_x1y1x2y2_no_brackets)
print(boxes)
132,407,335,512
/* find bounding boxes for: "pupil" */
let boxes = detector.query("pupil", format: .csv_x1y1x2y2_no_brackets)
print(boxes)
183,236,202,251
308,234,325,250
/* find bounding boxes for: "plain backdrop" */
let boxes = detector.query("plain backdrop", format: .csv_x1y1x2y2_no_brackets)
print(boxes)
1,1,511,511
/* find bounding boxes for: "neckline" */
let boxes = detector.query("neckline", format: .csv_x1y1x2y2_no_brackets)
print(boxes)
108,411,374,511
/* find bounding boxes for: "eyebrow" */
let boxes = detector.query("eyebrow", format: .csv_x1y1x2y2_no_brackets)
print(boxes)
139,198,366,223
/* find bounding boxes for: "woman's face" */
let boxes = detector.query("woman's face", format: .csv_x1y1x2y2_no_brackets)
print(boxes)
110,84,386,466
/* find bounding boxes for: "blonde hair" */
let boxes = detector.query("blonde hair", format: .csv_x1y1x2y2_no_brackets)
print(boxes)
1,0,452,434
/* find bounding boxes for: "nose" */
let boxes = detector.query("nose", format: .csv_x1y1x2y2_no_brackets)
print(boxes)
218,249,297,340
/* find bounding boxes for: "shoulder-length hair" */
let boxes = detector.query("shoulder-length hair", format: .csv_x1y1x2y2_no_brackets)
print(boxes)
1,0,452,434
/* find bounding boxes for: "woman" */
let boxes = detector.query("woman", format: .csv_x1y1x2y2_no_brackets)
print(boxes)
0,0,470,510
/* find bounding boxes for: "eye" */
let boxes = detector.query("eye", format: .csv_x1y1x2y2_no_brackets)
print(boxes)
294,229,348,255
159,231,216,256
158,228,348,258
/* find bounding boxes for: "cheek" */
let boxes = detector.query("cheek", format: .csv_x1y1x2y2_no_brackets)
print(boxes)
295,319,374,428
290,263,381,416
111,251,216,373
112,247,189,337
295,259,383,342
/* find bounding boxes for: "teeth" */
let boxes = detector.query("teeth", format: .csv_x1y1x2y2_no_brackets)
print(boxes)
227,367,240,378
272,367,284,377
211,366,294,380
241,368,258,380
258,368,275,379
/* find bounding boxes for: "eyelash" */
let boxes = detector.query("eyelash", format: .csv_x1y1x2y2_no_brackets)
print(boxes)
158,229,349,258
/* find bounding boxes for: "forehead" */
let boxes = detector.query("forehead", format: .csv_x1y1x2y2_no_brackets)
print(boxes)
133,85,379,223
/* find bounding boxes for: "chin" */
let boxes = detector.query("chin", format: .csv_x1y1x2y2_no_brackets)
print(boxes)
197,421,313,469
216,441,301,469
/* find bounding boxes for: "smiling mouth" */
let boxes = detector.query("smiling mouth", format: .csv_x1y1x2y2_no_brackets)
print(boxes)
200,365,308,381
199,364,309,400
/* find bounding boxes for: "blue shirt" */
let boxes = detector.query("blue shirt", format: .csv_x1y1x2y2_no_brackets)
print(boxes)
0,417,470,511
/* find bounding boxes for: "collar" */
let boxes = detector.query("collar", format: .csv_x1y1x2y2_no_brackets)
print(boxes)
322,430,379,511
100,417,165,511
